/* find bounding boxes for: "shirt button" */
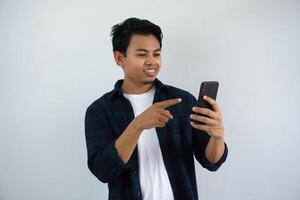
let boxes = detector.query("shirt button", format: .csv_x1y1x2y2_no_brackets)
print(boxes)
136,192,141,196
133,170,137,175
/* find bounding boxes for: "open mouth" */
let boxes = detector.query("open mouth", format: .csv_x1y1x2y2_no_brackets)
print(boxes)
144,68,157,77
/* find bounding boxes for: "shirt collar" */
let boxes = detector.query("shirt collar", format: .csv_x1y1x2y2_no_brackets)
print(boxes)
109,78,169,100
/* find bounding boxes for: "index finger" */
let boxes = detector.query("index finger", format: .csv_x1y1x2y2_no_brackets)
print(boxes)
156,98,182,109
203,95,220,112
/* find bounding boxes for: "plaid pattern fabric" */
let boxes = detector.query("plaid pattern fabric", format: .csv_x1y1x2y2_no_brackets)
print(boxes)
84,78,228,200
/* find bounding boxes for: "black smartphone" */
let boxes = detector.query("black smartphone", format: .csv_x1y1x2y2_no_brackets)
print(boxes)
193,81,219,124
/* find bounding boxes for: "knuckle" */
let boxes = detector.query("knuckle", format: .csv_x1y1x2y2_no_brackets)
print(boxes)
160,116,168,123
160,118,166,123
165,110,171,115
164,110,172,118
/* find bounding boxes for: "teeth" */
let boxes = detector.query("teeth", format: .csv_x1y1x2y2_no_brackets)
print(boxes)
146,69,156,72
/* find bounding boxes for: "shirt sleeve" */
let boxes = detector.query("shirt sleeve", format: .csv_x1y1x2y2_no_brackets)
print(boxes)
188,93,228,171
84,105,132,183
193,128,228,171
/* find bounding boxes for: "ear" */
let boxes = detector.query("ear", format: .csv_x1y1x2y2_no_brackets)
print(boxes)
113,51,125,68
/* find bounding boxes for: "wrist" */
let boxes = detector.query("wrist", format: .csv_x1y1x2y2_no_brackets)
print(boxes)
211,136,224,142
133,117,144,131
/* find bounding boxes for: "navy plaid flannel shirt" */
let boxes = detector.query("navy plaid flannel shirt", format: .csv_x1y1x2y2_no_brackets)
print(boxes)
84,78,228,200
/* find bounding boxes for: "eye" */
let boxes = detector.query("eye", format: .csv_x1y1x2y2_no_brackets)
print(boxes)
137,54,146,57
154,54,161,57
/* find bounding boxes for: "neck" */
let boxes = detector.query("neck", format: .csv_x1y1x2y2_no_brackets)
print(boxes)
121,78,155,94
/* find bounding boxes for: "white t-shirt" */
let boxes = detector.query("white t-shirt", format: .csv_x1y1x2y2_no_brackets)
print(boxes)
123,85,174,200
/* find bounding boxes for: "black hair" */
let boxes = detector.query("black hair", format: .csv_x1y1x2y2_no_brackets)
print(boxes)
110,17,163,57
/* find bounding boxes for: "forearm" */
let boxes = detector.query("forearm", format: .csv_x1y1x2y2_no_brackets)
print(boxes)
115,118,143,164
205,136,225,164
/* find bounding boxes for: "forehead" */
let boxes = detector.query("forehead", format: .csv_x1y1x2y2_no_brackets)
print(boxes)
127,34,160,51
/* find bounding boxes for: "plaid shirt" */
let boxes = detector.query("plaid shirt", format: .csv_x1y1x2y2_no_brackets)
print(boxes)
84,78,228,200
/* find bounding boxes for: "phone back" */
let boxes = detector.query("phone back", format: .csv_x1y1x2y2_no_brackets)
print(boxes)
197,81,219,110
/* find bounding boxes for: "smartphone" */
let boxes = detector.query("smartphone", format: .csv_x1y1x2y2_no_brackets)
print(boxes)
193,81,219,124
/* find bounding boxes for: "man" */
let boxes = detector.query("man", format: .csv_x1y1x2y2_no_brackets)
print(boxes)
84,17,228,200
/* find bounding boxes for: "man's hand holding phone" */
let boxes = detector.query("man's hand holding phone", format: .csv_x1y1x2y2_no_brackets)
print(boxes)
190,81,224,140
190,95,224,140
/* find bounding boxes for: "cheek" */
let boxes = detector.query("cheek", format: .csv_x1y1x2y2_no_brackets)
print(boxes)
158,59,161,65
128,57,144,66
125,60,145,74
156,57,162,65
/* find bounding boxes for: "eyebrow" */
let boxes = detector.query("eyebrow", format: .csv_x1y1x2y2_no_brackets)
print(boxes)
135,48,161,52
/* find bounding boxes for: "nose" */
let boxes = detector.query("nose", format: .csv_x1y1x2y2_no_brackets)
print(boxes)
145,56,156,66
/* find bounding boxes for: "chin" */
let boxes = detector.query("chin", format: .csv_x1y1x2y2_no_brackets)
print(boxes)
142,78,156,84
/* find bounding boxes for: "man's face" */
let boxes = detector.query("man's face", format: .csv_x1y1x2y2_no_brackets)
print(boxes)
116,34,161,85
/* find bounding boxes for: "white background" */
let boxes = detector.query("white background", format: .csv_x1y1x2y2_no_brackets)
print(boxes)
1,0,299,199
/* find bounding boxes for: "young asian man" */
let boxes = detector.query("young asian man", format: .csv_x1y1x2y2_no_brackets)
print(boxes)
84,17,228,200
